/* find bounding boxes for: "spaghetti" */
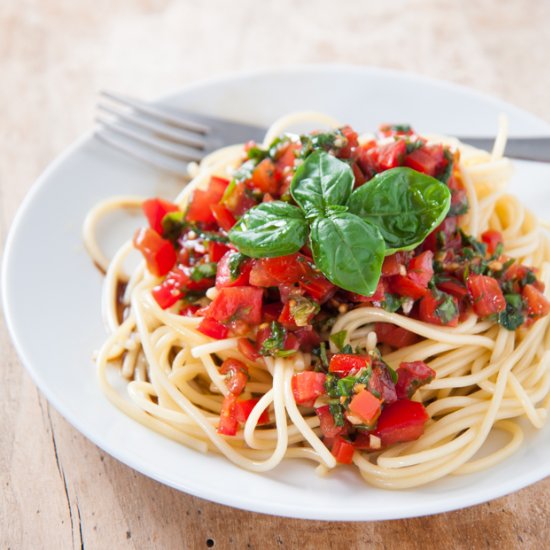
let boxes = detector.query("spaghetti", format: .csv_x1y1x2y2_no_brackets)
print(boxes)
84,114,550,489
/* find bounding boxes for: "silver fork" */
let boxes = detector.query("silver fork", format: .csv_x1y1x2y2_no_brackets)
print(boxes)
95,90,550,174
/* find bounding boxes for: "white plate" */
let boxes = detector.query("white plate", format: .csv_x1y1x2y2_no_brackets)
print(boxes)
3,66,550,521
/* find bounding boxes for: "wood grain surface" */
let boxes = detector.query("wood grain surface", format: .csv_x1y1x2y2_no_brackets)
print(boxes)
2,1,550,548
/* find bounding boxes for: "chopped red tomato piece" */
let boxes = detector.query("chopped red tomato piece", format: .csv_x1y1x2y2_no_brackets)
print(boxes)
382,252,406,276
142,198,179,235
222,181,257,217
133,227,177,277
151,266,189,309
404,146,438,176
206,286,263,326
348,389,382,425
418,289,459,326
217,394,238,436
396,361,436,399
252,158,279,195
331,436,355,464
467,274,506,317
377,140,406,170
186,176,229,224
329,354,371,376
338,125,359,159
299,273,336,303
523,284,550,319
208,241,230,262
235,398,270,424
436,277,468,300
210,203,237,231
293,327,321,352
481,229,503,255
368,362,397,404
237,338,260,361
374,323,419,349
249,254,309,287
291,371,326,405
373,399,429,447
220,358,249,395
407,250,434,287
389,274,428,300
316,405,347,438
197,317,229,339
215,250,252,288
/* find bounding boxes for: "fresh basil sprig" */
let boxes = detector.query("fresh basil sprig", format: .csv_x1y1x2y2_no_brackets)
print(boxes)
229,201,308,258
228,150,451,296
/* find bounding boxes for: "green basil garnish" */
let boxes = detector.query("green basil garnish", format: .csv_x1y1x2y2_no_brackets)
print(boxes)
309,212,385,296
349,167,451,254
290,150,354,218
228,201,307,258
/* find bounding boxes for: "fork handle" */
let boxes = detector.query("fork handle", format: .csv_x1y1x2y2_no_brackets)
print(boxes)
458,136,550,163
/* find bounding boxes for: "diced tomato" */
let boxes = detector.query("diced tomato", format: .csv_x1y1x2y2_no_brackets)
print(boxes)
249,254,309,287
373,399,429,447
349,389,382,425
291,371,326,405
208,241,230,262
223,181,257,217
283,332,300,353
467,274,506,317
186,176,229,224
278,299,317,329
133,227,177,277
215,250,252,288
377,140,406,170
206,286,263,325
329,354,371,376
274,142,299,172
238,338,260,361
217,394,238,436
418,289,459,326
404,146,438,176
436,277,468,300
210,204,237,231
382,253,405,276
180,304,200,316
235,398,270,424
316,405,347,438
407,251,434,287
374,323,419,349
151,266,189,309
368,362,397,404
481,230,503,255
523,284,550,319
351,161,367,187
197,317,229,339
389,274,428,300
396,361,436,399
220,358,249,396
278,302,297,329
356,142,380,180
331,436,355,464
338,126,359,159
299,273,337,303
142,198,179,235
252,158,279,195
502,264,544,291
293,327,321,352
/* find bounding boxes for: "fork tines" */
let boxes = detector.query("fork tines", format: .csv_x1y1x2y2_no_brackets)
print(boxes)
95,90,212,174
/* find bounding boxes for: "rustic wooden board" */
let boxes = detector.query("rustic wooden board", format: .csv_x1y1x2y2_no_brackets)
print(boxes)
2,1,550,548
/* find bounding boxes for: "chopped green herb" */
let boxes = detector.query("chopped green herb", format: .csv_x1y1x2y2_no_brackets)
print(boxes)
259,322,287,357
330,330,348,351
190,262,217,282
232,159,257,182
289,296,320,327
329,402,345,427
228,252,248,280
382,293,403,312
498,293,525,330
161,211,187,244
435,291,459,324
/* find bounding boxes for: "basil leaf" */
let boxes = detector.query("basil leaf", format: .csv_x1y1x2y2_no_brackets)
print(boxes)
309,212,385,296
228,201,308,258
290,150,354,216
190,262,217,282
349,167,451,254
330,330,348,350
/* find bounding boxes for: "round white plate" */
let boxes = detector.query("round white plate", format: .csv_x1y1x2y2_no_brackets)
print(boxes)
3,66,550,521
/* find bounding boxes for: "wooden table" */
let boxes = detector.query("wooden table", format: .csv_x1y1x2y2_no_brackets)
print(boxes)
2,1,550,547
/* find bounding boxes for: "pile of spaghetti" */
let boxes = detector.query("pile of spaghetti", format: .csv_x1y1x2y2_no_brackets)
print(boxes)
84,114,550,489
